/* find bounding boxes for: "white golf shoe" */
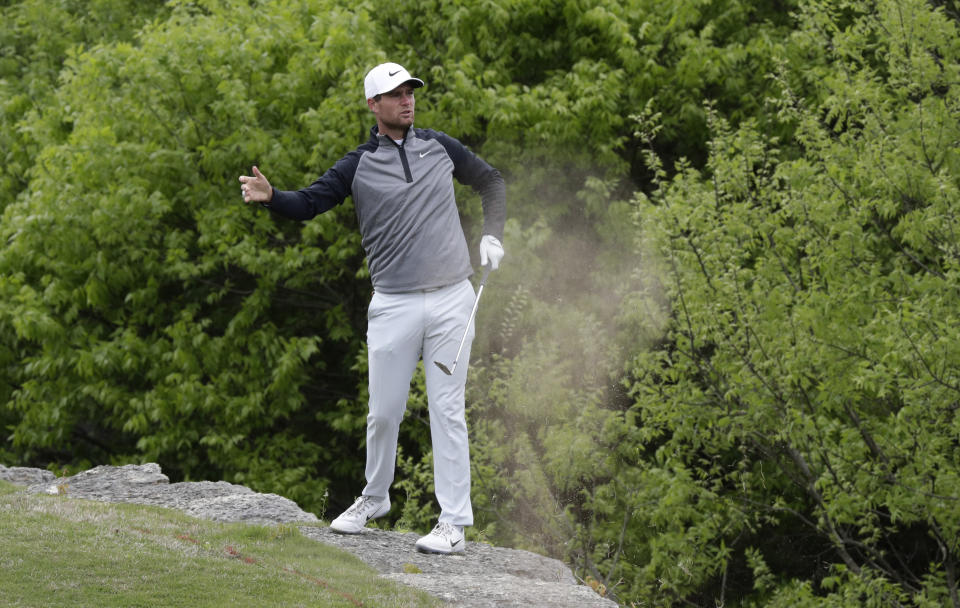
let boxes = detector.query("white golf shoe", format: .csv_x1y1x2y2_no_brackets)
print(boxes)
415,522,466,554
329,495,390,534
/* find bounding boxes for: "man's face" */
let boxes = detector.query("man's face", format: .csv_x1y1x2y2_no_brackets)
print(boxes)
368,84,416,137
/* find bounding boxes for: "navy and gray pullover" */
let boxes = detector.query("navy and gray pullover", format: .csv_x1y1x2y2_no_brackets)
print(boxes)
266,125,506,294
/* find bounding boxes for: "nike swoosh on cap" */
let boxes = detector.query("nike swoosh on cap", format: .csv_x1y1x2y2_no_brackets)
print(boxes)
388,70,401,77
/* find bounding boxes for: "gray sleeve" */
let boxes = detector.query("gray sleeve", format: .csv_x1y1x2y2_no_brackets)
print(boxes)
435,133,506,241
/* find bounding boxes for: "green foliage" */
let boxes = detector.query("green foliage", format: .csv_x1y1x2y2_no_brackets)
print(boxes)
618,0,960,604
2,0,794,513
0,0,168,209
0,0,170,483
5,0,959,605
0,0,383,511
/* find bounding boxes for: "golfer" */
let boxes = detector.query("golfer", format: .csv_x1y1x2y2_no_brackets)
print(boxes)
239,62,505,554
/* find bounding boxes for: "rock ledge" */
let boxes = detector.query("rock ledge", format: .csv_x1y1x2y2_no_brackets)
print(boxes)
1,463,615,607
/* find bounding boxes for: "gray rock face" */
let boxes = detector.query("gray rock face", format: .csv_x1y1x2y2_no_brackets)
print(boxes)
301,526,618,608
20,463,317,525
0,464,56,486
3,463,616,607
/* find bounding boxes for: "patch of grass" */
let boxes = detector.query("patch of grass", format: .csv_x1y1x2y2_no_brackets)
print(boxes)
0,481,443,607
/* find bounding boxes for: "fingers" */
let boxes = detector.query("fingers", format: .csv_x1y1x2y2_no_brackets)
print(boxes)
238,166,270,203
239,172,254,201
239,166,263,184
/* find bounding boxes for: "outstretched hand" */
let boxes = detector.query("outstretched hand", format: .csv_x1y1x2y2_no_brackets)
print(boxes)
238,166,272,204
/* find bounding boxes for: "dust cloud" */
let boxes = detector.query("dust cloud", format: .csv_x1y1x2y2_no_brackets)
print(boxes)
468,186,670,559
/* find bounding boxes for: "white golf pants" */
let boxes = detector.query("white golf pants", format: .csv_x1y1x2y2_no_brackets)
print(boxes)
362,278,476,526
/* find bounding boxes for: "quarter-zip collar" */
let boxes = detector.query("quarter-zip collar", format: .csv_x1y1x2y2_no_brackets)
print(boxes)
371,124,414,183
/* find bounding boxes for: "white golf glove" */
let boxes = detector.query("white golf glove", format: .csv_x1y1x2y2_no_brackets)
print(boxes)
479,235,504,270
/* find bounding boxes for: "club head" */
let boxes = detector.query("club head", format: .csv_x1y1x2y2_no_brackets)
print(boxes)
434,360,455,375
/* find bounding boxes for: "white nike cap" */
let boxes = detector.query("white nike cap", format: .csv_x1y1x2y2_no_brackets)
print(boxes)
364,62,424,101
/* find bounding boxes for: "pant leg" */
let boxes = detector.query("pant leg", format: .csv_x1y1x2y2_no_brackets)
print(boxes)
423,279,477,526
363,290,423,498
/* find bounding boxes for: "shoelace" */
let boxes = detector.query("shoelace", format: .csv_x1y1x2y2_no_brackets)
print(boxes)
347,495,379,516
431,522,459,538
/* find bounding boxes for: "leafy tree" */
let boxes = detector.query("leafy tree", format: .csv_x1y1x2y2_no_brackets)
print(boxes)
613,0,960,604
1,0,798,523
0,0,167,209
0,0,388,510
9,0,956,605
441,0,800,595
0,0,168,464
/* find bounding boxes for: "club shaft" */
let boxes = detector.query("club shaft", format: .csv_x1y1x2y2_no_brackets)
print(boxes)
450,283,484,366
441,267,491,374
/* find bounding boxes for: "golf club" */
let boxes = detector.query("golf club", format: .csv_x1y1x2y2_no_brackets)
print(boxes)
434,265,492,376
